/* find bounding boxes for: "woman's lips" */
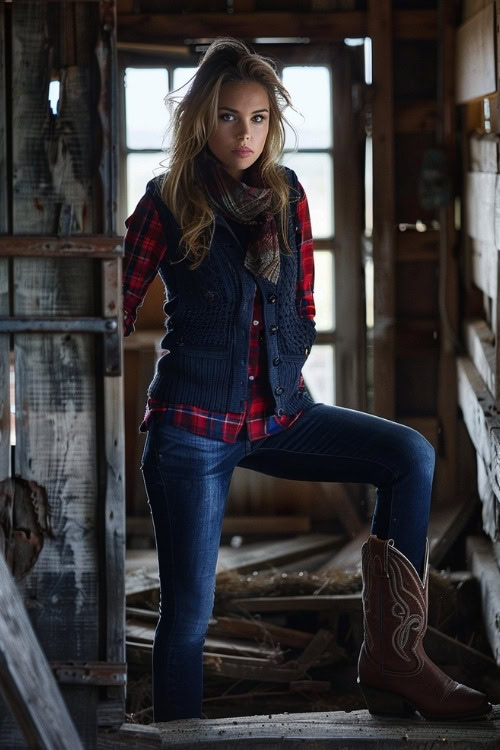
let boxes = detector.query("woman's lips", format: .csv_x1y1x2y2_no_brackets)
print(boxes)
233,148,253,156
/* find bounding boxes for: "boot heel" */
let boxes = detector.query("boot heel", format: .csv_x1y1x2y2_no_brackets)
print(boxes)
358,681,416,718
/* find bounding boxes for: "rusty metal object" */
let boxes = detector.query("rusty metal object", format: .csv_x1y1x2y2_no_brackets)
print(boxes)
0,476,53,580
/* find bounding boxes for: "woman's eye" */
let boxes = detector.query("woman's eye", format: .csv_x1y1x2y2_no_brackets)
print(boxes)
254,115,265,122
221,113,235,121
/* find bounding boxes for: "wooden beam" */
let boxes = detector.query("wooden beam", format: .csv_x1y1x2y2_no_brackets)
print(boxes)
0,236,123,258
465,171,496,246
97,706,500,748
332,44,366,414
395,230,439,262
476,451,499,541
116,10,437,45
469,133,499,173
457,355,500,542
456,2,496,103
456,356,496,480
464,318,496,398
0,549,84,750
394,100,437,133
369,0,395,420
127,514,313,537
0,1,7,232
469,239,497,298
118,11,367,43
467,535,500,666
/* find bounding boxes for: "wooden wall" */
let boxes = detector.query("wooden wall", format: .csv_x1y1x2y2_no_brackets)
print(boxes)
455,0,500,665
0,2,125,746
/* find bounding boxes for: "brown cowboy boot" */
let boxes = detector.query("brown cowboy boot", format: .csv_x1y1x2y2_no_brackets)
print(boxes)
357,535,491,720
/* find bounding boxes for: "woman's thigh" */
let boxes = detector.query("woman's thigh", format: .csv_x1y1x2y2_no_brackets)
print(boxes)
237,403,435,488
141,419,243,633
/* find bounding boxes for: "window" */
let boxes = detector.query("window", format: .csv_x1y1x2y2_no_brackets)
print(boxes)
124,66,197,216
280,65,335,404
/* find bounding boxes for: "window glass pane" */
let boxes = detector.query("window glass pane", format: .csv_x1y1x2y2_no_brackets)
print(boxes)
283,66,332,149
302,344,335,405
173,67,198,91
281,152,333,238
127,152,165,217
125,68,169,150
313,251,334,331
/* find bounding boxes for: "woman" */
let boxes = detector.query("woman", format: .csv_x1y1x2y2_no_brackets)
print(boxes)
122,37,490,723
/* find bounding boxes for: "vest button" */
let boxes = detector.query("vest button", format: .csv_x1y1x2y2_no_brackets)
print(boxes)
273,356,281,366
275,386,284,395
270,324,278,334
268,294,277,304
305,347,310,355
276,408,284,417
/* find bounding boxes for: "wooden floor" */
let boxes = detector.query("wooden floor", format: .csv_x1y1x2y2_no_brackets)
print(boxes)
98,706,500,749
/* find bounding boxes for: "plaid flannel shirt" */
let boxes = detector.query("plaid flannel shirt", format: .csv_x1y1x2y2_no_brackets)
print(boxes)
123,180,315,443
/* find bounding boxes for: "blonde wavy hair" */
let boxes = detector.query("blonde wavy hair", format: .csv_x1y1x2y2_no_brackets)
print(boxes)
159,37,298,269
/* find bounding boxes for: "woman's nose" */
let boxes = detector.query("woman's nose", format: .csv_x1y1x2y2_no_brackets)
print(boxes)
237,122,251,140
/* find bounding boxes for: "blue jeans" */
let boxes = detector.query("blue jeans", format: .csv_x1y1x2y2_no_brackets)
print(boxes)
140,402,435,721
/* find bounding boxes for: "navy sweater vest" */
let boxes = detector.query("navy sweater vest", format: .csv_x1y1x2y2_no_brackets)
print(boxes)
145,166,317,418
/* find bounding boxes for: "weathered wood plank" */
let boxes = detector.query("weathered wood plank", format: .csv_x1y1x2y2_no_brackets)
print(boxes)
476,451,499,541
435,0,460,506
0,4,8,486
457,356,500,539
2,2,115,745
117,10,436,45
467,535,500,665
369,0,395,420
0,547,84,750
457,356,496,479
0,236,123,258
465,172,496,246
215,534,345,574
469,239,497,298
227,593,362,614
469,133,499,172
464,318,496,398
456,2,496,103
97,706,500,749
102,261,126,726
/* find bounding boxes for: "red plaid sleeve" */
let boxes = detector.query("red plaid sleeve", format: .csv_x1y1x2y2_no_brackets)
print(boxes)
295,181,315,321
122,193,166,337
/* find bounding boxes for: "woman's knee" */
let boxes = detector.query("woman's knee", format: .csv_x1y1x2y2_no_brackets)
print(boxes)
397,426,435,477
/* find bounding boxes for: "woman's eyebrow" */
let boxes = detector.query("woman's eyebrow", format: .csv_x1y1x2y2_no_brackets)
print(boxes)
218,106,269,113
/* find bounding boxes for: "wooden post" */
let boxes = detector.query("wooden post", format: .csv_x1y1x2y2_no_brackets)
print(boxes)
0,549,84,750
368,0,396,419
0,2,8,484
0,2,125,746
435,0,459,505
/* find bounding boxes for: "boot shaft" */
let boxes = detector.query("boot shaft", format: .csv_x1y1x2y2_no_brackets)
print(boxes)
361,535,428,675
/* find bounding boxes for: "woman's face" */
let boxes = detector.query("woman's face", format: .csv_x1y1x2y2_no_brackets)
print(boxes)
207,80,270,181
